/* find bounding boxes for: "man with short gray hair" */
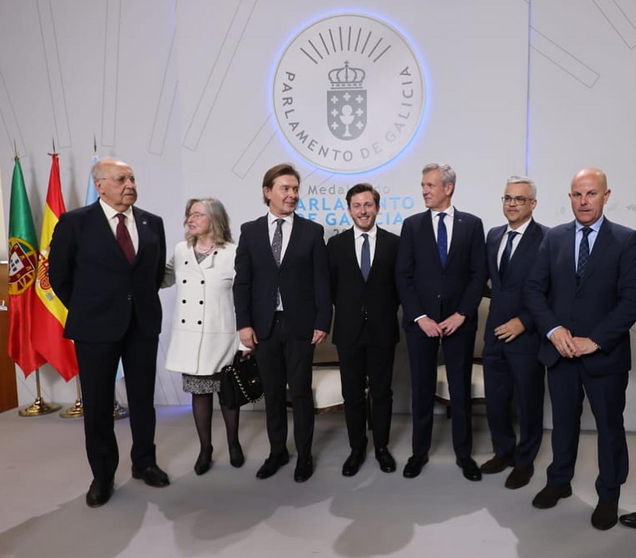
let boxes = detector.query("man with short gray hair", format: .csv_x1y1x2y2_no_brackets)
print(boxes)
480,175,547,489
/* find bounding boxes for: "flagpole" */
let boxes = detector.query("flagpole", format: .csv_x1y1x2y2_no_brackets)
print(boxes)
18,368,61,416
60,376,83,418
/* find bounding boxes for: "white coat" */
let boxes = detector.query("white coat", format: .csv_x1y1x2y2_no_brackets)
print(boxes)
163,241,240,375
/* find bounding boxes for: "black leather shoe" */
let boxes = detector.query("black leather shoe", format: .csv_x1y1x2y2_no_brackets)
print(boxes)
505,465,534,489
375,447,396,473
457,457,482,481
591,499,618,530
480,454,514,474
229,443,245,468
403,454,428,479
532,484,572,509
342,449,366,477
256,451,290,479
619,512,636,528
86,480,114,508
194,448,212,476
132,464,170,487
294,455,313,483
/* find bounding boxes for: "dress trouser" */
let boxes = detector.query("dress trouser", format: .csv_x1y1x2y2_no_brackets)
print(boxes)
337,338,395,452
405,323,477,459
75,312,159,483
482,342,545,467
254,312,315,458
546,358,628,501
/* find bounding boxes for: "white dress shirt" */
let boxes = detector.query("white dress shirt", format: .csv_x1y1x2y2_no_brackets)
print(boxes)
268,212,294,311
496,218,532,269
353,224,377,269
99,198,139,252
430,205,455,248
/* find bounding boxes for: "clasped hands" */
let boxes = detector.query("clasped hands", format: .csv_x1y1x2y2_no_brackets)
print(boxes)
417,312,465,338
549,327,599,358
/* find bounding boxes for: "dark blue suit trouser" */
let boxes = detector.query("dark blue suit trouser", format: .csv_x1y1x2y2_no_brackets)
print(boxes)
546,358,628,501
482,342,545,467
406,323,477,459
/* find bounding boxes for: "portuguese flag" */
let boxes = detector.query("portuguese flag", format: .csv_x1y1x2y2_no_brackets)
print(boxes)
7,157,46,376
31,153,79,381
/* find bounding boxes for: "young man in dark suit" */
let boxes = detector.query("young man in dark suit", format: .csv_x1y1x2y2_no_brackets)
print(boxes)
327,184,400,476
233,163,331,482
49,158,168,508
481,176,547,489
396,163,488,481
525,167,636,530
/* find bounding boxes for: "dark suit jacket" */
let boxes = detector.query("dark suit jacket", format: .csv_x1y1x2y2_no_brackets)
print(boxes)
396,208,487,330
49,201,166,342
327,227,400,348
524,218,636,374
485,219,547,354
233,213,331,341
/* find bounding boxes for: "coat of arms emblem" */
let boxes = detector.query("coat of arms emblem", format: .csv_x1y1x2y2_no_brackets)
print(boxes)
327,61,367,140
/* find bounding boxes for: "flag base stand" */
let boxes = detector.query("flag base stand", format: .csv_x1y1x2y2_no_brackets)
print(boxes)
60,399,83,418
18,370,61,416
60,377,83,418
19,396,61,416
114,400,129,420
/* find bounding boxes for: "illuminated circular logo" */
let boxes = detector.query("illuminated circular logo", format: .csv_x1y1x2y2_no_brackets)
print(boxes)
273,14,425,174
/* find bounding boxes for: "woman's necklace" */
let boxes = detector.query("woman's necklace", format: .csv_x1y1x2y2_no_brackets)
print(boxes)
195,241,216,255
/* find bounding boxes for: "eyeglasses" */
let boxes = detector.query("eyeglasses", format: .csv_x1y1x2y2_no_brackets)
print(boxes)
96,175,136,185
502,196,532,205
187,212,206,219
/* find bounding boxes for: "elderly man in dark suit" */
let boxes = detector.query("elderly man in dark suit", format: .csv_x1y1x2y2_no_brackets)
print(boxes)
327,183,400,477
481,176,547,490
525,167,636,531
233,163,331,483
49,158,168,508
396,163,488,481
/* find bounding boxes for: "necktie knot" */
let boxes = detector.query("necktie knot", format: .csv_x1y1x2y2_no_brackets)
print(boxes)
577,226,592,280
582,226,592,238
116,213,125,224
115,213,135,265
439,212,446,222
499,230,518,280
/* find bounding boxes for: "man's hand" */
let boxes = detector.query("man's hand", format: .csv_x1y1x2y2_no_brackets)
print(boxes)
572,337,599,356
439,312,466,336
549,327,577,358
311,330,328,345
494,317,526,343
239,327,258,350
416,316,444,338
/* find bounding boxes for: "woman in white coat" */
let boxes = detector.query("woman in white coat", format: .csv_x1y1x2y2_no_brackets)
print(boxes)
163,198,243,475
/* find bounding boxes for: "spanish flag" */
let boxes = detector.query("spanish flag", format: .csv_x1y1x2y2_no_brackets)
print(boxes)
7,156,46,376
31,153,78,381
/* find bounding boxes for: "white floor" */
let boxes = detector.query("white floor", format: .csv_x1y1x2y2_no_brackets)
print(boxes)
1,406,635,558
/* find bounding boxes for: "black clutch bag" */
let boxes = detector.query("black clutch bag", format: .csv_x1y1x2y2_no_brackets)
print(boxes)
219,351,264,409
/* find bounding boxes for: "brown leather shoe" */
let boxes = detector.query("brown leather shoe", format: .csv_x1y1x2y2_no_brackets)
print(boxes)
591,499,618,530
480,454,514,474
86,480,114,508
532,484,572,509
505,465,534,489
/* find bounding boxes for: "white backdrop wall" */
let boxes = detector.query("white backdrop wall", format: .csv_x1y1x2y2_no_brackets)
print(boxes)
1,0,635,429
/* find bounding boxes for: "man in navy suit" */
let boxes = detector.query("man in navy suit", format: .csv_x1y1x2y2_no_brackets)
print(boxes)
233,163,331,482
525,167,636,530
327,184,400,477
396,163,488,481
49,158,168,508
481,176,547,489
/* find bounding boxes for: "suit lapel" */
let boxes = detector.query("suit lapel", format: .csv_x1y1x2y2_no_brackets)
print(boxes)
503,219,539,282
280,214,301,268
133,207,151,265
579,218,610,286
91,202,130,265
366,227,387,282
419,211,442,268
561,221,578,293
445,210,463,268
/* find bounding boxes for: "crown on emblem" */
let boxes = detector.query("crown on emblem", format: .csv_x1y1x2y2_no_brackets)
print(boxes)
328,61,365,89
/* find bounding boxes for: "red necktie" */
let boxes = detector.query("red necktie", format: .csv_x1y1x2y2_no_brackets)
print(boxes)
116,213,135,265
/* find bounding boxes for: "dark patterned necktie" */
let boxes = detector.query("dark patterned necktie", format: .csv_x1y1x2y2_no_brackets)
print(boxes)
576,226,592,281
116,213,135,265
361,233,370,281
437,212,448,267
272,218,284,266
499,231,519,280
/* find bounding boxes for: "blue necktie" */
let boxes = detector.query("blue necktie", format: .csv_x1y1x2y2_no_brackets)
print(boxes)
437,212,448,267
361,233,370,281
576,226,592,282
499,231,518,280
